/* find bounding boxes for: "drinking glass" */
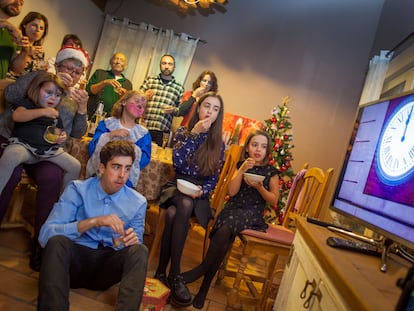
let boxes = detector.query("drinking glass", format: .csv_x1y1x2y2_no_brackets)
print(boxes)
112,232,124,249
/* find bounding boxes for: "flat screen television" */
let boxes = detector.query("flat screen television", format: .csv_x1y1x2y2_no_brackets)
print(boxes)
331,90,414,252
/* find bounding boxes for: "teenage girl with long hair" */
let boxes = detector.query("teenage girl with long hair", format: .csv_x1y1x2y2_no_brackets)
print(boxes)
154,91,225,307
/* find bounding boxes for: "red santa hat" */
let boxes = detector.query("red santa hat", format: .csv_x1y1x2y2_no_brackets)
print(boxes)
55,46,91,68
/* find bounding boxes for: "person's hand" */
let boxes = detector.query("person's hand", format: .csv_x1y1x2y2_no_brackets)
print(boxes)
30,45,44,58
94,214,125,233
42,107,59,119
56,72,74,87
192,86,207,98
240,157,255,173
69,88,89,114
244,178,263,189
117,87,127,96
110,129,129,139
191,117,212,134
55,131,67,144
163,105,175,114
105,79,121,88
17,36,30,52
145,89,154,100
123,227,139,246
187,186,203,199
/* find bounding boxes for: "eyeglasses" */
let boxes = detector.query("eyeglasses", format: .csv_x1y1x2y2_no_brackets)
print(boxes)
57,64,83,76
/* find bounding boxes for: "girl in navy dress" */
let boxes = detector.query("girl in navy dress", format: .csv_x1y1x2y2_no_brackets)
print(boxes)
182,129,279,308
155,92,224,307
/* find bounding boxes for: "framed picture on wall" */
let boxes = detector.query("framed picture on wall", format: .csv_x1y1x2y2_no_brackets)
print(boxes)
222,112,262,146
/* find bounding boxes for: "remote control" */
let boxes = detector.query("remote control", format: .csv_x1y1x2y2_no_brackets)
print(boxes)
326,237,381,257
307,217,351,232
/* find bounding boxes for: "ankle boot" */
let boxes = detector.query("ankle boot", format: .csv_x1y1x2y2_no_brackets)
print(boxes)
167,274,192,306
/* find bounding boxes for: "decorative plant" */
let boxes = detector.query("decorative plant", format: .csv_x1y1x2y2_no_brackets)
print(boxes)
263,96,295,224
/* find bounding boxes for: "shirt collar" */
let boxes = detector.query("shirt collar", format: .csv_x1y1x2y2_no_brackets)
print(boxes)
96,177,125,202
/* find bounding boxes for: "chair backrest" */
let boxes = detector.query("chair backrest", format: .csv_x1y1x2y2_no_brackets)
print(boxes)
210,144,244,217
282,166,333,227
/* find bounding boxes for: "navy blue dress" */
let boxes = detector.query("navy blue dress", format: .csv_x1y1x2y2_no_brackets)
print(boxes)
211,162,278,237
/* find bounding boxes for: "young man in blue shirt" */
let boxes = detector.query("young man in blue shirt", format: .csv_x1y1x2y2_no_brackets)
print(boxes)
37,140,148,311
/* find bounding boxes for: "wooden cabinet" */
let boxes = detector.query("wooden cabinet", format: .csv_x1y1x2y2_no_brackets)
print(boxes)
274,217,410,311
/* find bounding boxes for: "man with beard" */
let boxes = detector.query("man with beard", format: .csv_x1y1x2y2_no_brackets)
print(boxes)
140,54,184,146
86,52,133,117
0,0,28,80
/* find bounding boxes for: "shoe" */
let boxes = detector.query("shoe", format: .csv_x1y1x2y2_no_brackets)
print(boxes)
154,272,168,287
29,239,42,272
168,274,192,306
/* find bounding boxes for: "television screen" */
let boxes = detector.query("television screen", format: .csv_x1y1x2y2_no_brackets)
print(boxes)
331,91,414,250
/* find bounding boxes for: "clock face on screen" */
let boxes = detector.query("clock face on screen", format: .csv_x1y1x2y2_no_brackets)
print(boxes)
376,98,414,184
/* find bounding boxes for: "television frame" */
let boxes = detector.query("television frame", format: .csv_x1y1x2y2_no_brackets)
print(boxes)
330,90,414,255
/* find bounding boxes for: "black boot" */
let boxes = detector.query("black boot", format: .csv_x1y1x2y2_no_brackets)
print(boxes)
29,238,42,272
168,274,192,306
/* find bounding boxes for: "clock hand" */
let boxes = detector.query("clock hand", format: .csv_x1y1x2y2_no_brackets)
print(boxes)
401,105,413,142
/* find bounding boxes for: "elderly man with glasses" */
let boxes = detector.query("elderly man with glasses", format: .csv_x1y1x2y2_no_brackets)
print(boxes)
0,46,90,272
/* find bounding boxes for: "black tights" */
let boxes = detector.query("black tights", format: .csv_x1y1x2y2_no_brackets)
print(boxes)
182,225,235,305
155,194,194,276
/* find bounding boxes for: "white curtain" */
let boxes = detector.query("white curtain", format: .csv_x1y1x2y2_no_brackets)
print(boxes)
358,50,393,106
89,15,200,87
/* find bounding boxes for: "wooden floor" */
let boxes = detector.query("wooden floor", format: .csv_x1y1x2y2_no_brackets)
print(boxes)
0,192,248,311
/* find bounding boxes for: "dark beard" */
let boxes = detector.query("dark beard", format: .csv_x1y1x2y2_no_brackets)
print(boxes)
1,4,21,17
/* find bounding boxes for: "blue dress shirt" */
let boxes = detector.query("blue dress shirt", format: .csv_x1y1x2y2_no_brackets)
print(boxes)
39,177,147,249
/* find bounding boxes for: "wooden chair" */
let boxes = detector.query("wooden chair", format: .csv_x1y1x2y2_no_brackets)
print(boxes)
0,171,35,237
147,144,244,267
282,166,334,228
219,165,334,311
202,144,244,258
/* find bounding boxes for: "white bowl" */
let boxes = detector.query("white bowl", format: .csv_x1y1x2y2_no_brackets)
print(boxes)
243,173,265,183
177,179,200,196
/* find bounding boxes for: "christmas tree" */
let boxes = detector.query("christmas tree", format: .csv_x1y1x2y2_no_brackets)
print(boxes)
263,96,295,224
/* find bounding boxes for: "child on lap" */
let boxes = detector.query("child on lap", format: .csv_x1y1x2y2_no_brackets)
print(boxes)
0,72,80,194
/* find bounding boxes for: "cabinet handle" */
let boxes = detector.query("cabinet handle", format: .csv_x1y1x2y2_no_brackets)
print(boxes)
300,279,316,299
303,286,322,309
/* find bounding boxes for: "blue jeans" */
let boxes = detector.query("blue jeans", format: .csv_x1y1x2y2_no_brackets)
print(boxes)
37,236,148,311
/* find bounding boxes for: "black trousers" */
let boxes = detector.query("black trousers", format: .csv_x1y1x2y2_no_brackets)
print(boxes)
37,236,148,311
149,130,164,147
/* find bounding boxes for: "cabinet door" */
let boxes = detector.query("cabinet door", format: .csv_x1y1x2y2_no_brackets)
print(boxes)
274,231,350,311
